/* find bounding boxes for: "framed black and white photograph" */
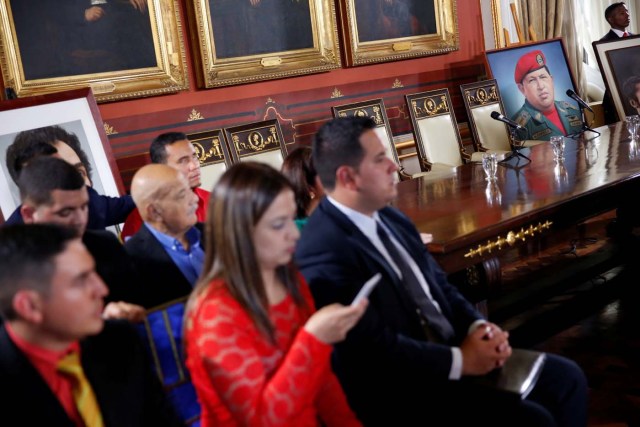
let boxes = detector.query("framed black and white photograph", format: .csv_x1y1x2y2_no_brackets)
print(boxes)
0,0,188,102
0,88,124,221
593,35,640,119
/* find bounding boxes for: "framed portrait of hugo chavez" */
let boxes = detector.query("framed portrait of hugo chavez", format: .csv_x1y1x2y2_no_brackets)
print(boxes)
484,38,582,140
593,35,640,120
337,0,459,66
0,0,188,103
0,88,125,222
188,0,342,88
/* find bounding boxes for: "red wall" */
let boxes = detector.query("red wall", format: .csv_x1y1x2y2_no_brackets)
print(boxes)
3,1,488,190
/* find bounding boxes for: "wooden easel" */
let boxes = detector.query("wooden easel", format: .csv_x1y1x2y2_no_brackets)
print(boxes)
503,3,537,47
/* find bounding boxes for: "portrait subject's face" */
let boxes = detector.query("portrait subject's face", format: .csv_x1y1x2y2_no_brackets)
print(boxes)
518,68,555,113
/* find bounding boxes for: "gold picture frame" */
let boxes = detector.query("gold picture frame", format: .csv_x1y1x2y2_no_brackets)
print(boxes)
223,119,288,170
188,0,341,88
0,0,189,103
337,0,459,66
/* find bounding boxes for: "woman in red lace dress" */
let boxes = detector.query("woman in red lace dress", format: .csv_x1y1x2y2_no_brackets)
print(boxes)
184,162,366,427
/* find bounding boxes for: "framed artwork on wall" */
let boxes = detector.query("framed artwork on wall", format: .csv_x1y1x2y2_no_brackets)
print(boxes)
0,0,189,103
0,88,124,221
188,0,341,88
337,0,459,66
593,35,640,120
485,38,583,140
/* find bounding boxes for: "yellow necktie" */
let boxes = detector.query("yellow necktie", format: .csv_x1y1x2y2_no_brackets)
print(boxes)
57,352,105,427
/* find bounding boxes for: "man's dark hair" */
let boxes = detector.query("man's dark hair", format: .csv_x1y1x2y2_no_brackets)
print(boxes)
5,138,56,184
605,2,626,21
0,224,77,320
5,125,93,184
18,157,85,206
312,116,376,191
623,75,640,104
149,132,189,164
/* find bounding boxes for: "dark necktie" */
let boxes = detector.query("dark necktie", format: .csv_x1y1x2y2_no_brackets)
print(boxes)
376,222,455,342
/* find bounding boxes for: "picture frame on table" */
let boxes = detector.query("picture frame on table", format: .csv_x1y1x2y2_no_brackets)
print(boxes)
484,38,580,128
0,0,188,103
188,0,342,88
337,0,459,66
0,88,124,222
592,35,640,120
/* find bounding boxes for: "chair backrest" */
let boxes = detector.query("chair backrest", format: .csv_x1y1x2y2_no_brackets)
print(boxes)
460,79,512,152
223,119,288,170
405,88,470,170
188,129,233,192
331,98,406,181
136,297,201,426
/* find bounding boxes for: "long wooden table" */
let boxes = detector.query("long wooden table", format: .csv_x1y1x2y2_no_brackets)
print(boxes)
392,122,640,287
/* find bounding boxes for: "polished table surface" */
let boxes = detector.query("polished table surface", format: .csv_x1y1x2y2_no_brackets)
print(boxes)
391,122,640,274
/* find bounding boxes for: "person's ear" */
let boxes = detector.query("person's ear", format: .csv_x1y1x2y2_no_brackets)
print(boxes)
516,83,525,95
336,165,358,191
146,202,162,222
630,99,639,110
20,204,37,224
12,290,44,324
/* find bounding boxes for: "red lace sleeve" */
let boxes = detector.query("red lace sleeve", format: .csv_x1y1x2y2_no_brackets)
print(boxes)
189,289,335,427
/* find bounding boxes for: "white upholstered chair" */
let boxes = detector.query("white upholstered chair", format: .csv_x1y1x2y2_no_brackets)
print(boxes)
332,98,424,181
188,129,233,192
460,79,543,162
223,119,288,171
405,88,469,177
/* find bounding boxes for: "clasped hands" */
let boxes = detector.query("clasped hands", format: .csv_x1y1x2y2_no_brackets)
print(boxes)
460,322,512,376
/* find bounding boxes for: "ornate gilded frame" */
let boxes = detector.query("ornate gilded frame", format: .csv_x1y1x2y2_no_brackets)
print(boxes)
188,0,341,88
337,0,458,66
0,0,188,102
187,128,233,191
223,119,288,169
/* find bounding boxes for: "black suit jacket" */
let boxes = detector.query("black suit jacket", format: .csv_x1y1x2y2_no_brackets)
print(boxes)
82,229,143,305
124,223,203,309
0,320,182,427
294,199,484,425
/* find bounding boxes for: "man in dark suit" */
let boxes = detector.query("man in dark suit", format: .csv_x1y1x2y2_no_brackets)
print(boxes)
294,116,588,426
124,163,204,309
599,2,632,124
0,223,181,426
18,156,144,317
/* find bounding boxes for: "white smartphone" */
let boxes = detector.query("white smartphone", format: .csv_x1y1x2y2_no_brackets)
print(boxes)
351,273,382,306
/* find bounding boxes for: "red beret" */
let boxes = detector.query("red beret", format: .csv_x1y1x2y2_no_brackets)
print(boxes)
514,50,546,84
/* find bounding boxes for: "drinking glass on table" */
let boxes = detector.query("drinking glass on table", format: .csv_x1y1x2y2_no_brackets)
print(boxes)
482,153,498,181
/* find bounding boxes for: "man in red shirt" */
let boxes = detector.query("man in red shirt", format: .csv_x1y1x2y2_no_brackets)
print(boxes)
121,132,210,241
0,223,181,426
510,50,583,141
